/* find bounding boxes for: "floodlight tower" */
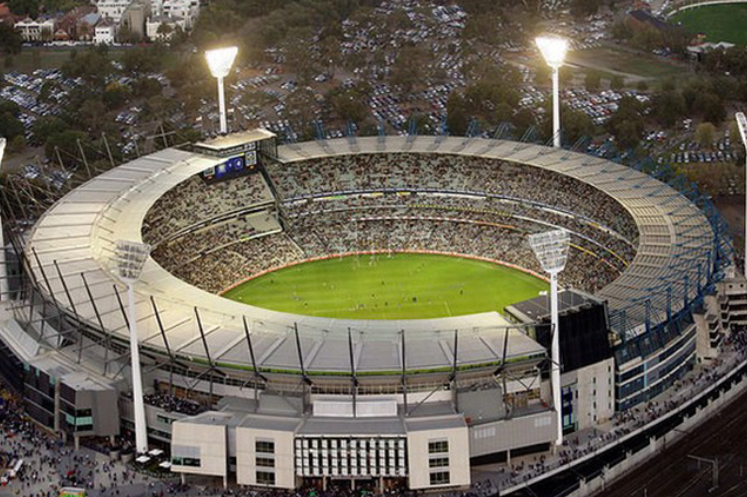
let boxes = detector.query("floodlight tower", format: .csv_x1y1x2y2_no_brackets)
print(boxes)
529,229,570,446
0,138,7,300
115,240,151,454
734,112,747,275
205,46,238,135
536,36,569,148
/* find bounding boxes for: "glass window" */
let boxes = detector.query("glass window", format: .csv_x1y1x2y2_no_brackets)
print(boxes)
256,457,275,468
256,440,275,454
256,471,275,485
428,440,448,454
172,457,200,467
429,457,449,468
430,471,450,486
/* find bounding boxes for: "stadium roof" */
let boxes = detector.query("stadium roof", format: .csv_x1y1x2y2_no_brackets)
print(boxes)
26,136,714,374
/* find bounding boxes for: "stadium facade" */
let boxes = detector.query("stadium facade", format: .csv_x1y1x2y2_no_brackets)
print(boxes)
0,131,741,492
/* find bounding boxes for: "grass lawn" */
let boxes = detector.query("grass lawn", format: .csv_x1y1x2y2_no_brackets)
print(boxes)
222,253,548,320
672,4,747,45
567,47,688,80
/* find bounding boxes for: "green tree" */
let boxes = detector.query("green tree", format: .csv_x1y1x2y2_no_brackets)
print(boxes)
330,86,370,125
696,122,716,149
0,112,23,140
0,23,22,54
610,76,625,91
44,130,88,159
585,72,601,92
32,116,67,144
607,96,646,150
446,92,470,136
391,45,428,92
571,0,601,18
103,82,132,110
651,90,686,127
8,134,26,153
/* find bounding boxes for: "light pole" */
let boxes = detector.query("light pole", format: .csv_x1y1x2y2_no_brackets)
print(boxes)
529,229,570,446
734,112,747,275
0,138,8,301
205,46,238,135
536,36,569,148
115,240,151,454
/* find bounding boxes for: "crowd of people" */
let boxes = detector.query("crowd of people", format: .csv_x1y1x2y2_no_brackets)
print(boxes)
142,173,273,246
264,153,639,243
150,214,281,272
141,392,206,416
151,202,630,296
145,154,641,297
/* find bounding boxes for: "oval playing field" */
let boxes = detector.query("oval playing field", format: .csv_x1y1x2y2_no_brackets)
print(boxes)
222,253,549,320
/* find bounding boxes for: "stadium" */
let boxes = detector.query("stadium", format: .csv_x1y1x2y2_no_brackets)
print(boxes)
0,130,742,495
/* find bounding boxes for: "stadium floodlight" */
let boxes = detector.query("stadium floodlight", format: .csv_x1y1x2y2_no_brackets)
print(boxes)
735,112,747,276
115,240,151,454
0,138,7,301
528,229,570,447
536,36,569,148
205,46,238,135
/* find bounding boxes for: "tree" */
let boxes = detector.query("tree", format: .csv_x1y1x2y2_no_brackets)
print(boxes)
8,135,26,153
0,23,22,54
610,76,625,91
391,45,428,92
540,102,594,145
571,0,601,19
32,116,67,144
511,108,535,134
103,82,132,110
44,130,88,159
446,92,469,136
585,72,601,92
607,96,646,150
696,122,716,149
701,94,726,124
651,90,686,127
330,87,369,125
0,112,23,140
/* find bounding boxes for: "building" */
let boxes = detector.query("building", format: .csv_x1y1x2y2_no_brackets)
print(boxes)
687,41,736,62
146,14,182,41
1,132,733,492
120,0,151,40
94,18,116,44
626,9,671,33
160,0,198,28
96,0,133,25
170,395,473,490
76,12,101,41
506,290,616,432
14,17,55,42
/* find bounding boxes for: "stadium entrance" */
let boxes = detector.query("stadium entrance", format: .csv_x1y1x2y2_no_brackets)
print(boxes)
304,476,406,492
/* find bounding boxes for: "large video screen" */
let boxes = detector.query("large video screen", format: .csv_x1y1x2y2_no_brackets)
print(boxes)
202,151,258,182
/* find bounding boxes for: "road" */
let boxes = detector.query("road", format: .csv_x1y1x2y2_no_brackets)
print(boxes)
600,386,747,497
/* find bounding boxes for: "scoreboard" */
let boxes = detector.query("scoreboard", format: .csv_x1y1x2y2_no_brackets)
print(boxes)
192,128,276,184
201,149,258,182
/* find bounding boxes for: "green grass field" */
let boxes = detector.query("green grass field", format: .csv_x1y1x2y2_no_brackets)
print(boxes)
672,4,747,45
222,253,548,320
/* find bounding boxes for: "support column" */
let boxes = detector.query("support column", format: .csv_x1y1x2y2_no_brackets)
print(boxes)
127,284,148,454
218,76,227,134
550,272,562,446
552,67,561,148
53,379,61,434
